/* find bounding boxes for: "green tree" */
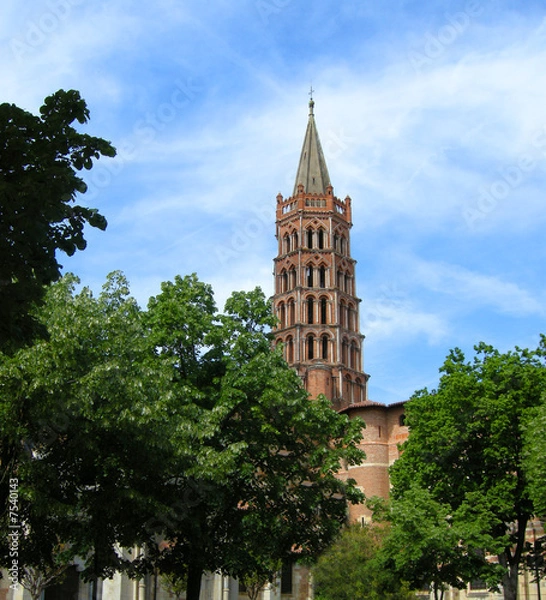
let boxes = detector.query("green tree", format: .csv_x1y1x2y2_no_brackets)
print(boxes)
0,273,177,594
378,487,501,600
0,89,116,352
312,523,415,600
389,339,546,600
143,277,366,600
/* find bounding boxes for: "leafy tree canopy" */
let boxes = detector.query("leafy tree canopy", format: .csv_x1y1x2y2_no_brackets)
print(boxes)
312,523,415,600
0,273,365,600
388,338,546,600
0,89,116,352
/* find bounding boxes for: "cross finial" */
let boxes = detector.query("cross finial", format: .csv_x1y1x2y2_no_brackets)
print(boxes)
308,85,315,115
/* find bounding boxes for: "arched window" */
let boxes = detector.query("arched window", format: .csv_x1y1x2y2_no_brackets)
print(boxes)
306,229,313,248
293,232,299,249
337,270,343,289
340,300,346,328
289,267,297,289
282,271,288,293
320,297,327,324
306,266,313,287
348,304,357,331
334,234,339,251
288,299,295,326
283,234,290,254
286,336,294,363
319,266,326,288
399,413,406,426
307,335,315,360
345,375,352,402
318,229,324,249
279,302,286,328
340,236,345,254
307,297,314,324
321,335,328,360
355,378,362,403
350,341,358,369
342,339,349,365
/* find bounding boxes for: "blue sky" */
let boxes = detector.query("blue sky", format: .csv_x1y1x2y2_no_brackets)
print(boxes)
2,0,545,404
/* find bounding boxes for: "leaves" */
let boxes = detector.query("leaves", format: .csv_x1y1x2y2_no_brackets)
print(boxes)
0,89,116,352
388,340,546,599
0,273,365,600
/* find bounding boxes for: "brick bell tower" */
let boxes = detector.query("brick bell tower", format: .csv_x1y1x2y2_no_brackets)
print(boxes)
273,97,370,410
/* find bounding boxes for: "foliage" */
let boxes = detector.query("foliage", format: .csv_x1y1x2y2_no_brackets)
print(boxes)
0,89,116,352
377,488,503,600
0,273,365,600
523,395,546,518
0,272,176,582
388,339,546,600
143,276,366,600
312,523,415,600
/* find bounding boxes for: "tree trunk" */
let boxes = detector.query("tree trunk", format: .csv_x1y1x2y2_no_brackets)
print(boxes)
501,567,518,600
185,562,203,600
498,550,519,600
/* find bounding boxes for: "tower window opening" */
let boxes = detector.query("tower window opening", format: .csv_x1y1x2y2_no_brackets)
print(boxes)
282,271,288,293
320,298,327,324
342,339,349,365
355,378,362,403
350,341,358,369
306,266,313,287
289,267,297,289
340,236,345,254
340,301,348,328
293,232,298,249
319,266,326,288
307,335,315,360
307,297,314,324
279,303,286,328
286,336,294,363
321,335,328,360
318,229,324,249
307,228,313,248
288,299,295,326
284,234,290,254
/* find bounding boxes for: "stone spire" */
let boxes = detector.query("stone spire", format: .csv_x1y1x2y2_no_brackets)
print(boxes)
292,96,331,196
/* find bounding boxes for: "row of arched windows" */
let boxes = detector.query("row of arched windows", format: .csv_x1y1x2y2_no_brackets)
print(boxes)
276,297,358,330
277,266,353,294
282,228,348,254
276,335,361,368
